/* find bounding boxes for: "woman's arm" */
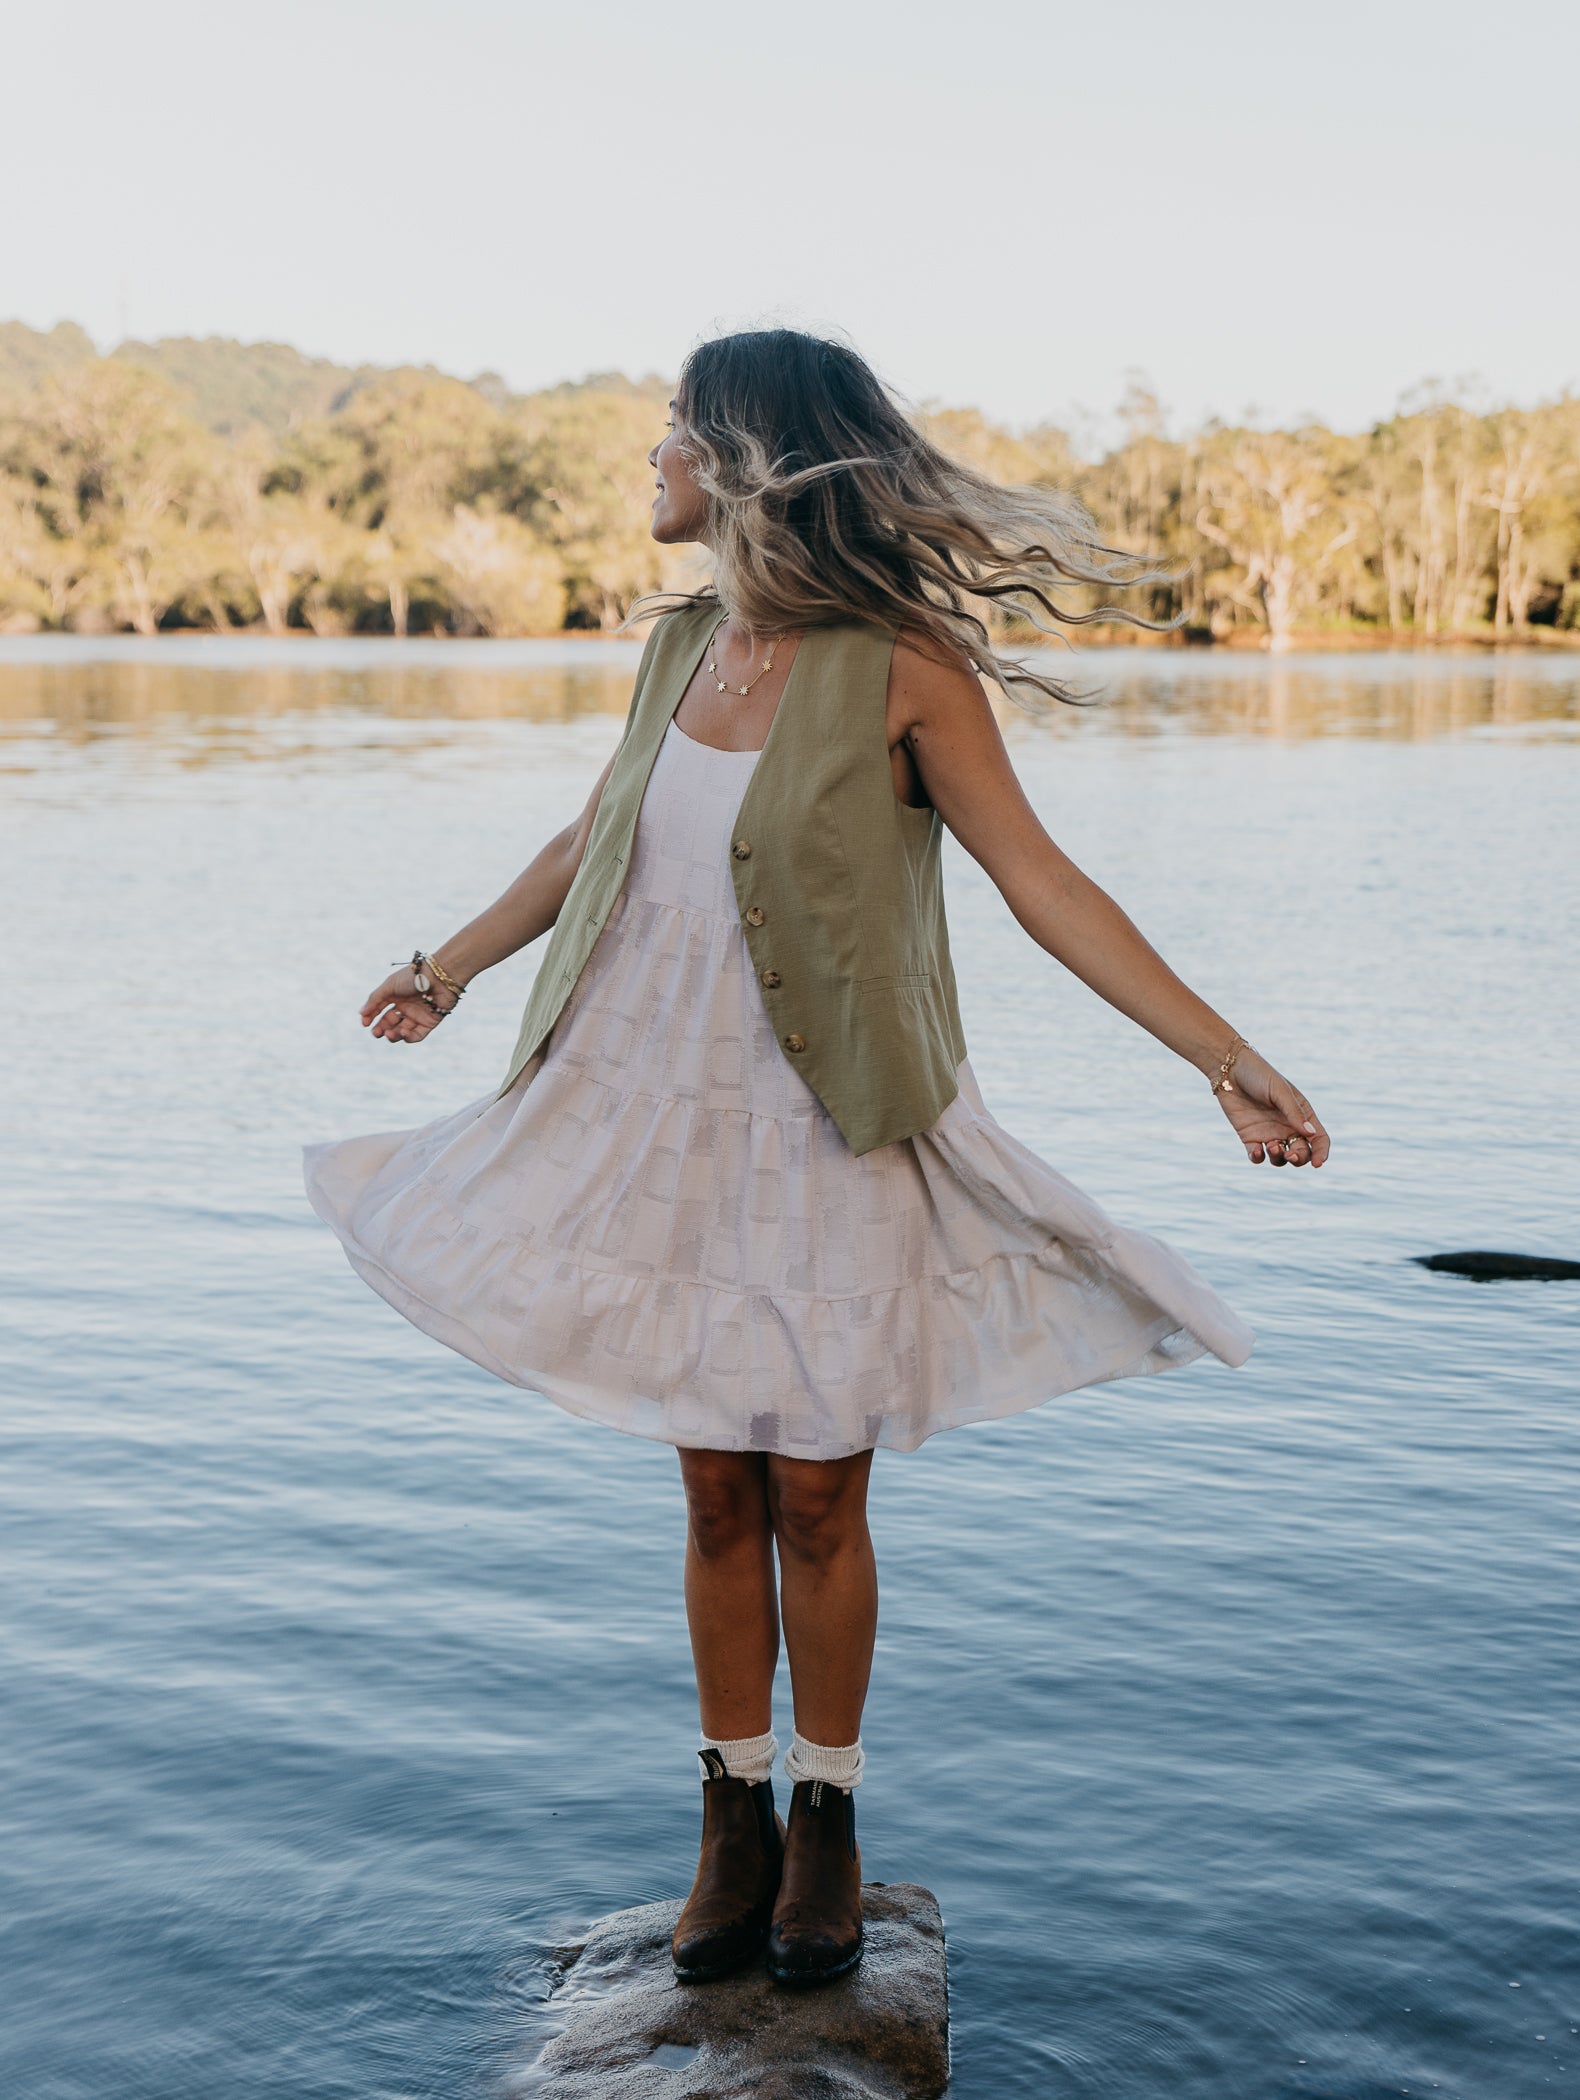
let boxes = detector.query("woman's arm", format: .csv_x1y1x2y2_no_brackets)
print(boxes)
891,640,1329,1167
360,747,618,1045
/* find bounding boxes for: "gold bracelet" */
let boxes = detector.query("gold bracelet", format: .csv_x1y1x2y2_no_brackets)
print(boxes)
411,949,462,1013
421,950,467,1001
1210,1034,1250,1094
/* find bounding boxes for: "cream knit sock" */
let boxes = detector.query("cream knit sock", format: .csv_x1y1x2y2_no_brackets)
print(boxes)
699,1729,779,1787
785,1732,865,1791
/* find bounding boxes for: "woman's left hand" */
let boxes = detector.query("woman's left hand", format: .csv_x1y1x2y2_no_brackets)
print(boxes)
1211,1048,1330,1167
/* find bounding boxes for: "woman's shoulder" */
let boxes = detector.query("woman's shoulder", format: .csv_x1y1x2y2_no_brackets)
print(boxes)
630,597,719,672
628,596,719,651
887,626,985,723
654,597,721,634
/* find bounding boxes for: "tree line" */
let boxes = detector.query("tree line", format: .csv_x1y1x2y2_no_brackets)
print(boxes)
1,339,1575,647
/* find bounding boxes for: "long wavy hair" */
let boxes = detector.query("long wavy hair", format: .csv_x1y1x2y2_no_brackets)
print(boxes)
633,327,1176,707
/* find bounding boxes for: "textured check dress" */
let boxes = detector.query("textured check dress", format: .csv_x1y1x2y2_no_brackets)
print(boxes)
304,714,1253,1459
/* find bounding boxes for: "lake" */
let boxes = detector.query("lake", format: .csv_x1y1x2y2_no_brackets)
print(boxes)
2,637,1577,2100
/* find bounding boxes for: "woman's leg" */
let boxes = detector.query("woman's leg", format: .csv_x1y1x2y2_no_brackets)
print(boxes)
677,1449,779,1739
765,1450,877,1746
672,1449,785,1984
762,1449,876,1985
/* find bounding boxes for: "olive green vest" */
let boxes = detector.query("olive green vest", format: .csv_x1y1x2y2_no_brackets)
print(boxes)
497,601,967,1155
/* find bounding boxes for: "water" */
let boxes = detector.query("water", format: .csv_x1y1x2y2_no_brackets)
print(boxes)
3,638,1577,2099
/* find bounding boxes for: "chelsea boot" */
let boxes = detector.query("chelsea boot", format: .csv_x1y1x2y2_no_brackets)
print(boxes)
671,1750,786,1983
765,1778,863,1987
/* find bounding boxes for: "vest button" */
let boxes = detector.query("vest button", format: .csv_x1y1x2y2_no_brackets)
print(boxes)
784,1033,806,1053
732,839,752,860
760,968,781,989
744,906,765,927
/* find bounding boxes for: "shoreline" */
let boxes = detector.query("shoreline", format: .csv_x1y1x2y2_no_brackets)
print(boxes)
0,622,1577,656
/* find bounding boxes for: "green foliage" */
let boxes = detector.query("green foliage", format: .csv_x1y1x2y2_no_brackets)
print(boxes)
0,361,220,633
510,388,675,627
110,335,377,439
0,320,1576,641
0,320,98,396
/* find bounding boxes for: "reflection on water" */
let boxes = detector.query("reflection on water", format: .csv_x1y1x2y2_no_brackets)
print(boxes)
2,638,1577,2100
0,637,644,748
1081,647,1580,739
1,636,1577,753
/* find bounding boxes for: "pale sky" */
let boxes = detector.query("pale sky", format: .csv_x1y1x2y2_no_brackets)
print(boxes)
6,0,1577,439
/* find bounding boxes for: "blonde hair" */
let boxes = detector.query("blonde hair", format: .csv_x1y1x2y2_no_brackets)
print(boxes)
634,328,1176,707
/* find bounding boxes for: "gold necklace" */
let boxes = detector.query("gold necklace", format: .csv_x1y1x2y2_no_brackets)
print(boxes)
707,616,780,697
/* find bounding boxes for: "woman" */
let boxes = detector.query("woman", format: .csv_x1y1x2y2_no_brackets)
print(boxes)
304,328,1328,1991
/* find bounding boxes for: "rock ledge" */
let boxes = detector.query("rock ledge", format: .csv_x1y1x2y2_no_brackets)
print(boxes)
517,1882,948,2098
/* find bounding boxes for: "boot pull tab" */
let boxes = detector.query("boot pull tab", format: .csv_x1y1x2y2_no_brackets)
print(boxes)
809,1779,824,1808
698,1747,728,1782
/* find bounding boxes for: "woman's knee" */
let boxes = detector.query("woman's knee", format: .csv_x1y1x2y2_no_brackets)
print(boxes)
768,1454,871,1565
680,1451,770,1559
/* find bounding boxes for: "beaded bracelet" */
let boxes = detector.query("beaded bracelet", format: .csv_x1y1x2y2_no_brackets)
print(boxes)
411,949,463,1019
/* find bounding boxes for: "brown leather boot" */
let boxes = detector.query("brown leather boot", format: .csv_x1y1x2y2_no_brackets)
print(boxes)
765,1779,864,1986
671,1750,786,1982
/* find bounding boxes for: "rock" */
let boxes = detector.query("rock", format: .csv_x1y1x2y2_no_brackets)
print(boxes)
1414,1250,1580,1282
514,1882,949,2099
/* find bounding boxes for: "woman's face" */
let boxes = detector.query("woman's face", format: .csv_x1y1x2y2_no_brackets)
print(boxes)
648,401,709,545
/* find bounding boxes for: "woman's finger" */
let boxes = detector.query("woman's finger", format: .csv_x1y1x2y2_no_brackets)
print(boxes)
1279,1081,1323,1142
1276,1080,1330,1167
361,977,401,1019
1298,1115,1329,1166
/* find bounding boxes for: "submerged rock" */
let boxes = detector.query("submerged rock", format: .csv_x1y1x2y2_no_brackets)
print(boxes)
517,1882,949,2099
1414,1250,1580,1282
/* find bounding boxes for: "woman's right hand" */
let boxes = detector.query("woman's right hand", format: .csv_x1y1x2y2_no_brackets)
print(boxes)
360,965,455,1044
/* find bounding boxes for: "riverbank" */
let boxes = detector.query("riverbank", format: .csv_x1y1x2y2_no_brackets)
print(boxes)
2,615,1578,653
1078,621,1580,652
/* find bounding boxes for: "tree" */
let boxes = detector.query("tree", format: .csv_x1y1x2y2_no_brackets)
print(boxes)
509,388,671,627
1193,425,1359,648
1357,420,1418,632
431,505,565,635
3,362,217,631
0,465,96,627
1481,405,1578,632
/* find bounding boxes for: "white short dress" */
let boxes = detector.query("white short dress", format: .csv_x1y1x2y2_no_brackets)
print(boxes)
304,719,1253,1459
